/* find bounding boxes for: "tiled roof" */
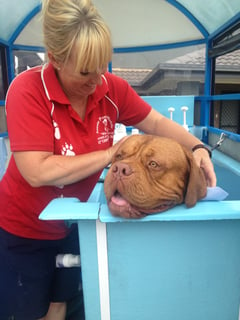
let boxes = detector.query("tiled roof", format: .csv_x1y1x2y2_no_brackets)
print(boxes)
167,48,206,65
167,48,240,66
113,49,240,86
216,49,240,66
112,68,151,86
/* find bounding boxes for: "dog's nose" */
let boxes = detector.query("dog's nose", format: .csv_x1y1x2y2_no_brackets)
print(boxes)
112,162,132,177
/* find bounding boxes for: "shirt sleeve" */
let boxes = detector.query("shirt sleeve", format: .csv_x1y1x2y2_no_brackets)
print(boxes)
105,73,152,126
6,70,54,152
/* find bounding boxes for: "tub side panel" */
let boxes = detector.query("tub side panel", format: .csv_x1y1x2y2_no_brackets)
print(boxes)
106,220,240,320
214,162,240,200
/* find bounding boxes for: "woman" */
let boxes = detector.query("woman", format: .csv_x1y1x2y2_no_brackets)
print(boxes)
0,0,216,319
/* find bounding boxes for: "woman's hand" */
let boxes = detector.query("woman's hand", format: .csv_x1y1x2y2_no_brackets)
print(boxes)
192,148,217,187
106,136,129,162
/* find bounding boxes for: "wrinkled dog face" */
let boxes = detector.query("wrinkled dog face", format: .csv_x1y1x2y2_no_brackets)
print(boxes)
104,134,207,218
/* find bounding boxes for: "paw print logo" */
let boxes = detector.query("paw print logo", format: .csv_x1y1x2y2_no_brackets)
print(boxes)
61,143,75,156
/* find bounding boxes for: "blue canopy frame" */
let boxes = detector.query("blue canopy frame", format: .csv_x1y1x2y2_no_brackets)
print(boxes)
0,0,240,137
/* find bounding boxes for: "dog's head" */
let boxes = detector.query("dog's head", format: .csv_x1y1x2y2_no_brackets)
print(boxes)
104,134,207,218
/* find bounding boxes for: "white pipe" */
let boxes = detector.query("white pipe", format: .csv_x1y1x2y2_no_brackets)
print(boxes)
181,106,189,131
56,254,81,268
96,220,111,320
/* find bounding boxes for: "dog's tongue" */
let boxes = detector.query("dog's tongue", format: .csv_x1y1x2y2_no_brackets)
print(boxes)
110,192,175,217
111,193,128,206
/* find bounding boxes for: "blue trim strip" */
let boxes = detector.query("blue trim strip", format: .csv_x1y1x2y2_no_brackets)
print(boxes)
113,39,206,53
6,45,15,83
108,61,112,73
195,94,240,101
12,45,45,52
200,42,212,127
208,12,240,42
208,126,240,143
204,43,212,97
0,38,9,46
166,0,209,38
100,201,240,222
0,133,8,138
9,4,41,44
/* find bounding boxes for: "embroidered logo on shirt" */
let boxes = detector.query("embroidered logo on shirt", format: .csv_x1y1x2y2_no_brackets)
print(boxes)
96,116,114,144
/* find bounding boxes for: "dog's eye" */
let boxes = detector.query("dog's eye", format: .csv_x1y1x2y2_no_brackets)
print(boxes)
148,161,158,168
115,153,123,161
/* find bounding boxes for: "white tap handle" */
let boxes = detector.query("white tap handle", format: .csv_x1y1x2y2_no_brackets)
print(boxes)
181,106,189,130
168,107,175,120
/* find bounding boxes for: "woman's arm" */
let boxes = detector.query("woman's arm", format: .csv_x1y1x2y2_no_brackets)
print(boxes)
13,139,124,187
135,109,201,148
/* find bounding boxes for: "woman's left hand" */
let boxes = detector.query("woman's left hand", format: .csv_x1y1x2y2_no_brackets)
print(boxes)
192,148,217,187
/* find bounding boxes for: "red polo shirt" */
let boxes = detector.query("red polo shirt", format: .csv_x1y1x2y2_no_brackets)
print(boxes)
0,63,151,239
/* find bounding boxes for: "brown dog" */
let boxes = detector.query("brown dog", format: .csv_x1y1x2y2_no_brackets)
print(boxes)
104,134,207,218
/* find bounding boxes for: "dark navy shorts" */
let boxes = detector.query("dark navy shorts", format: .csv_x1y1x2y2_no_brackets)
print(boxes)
0,224,81,320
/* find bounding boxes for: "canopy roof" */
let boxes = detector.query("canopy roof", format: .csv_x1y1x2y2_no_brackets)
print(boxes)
0,0,239,50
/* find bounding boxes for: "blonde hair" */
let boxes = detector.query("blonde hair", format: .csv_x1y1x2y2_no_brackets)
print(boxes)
41,0,112,72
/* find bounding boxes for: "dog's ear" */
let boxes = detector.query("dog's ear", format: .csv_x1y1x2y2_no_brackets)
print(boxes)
183,148,207,208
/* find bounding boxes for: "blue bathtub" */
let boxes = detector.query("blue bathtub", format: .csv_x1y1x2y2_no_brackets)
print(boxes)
39,96,240,320
40,147,240,320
